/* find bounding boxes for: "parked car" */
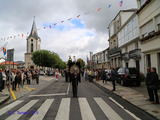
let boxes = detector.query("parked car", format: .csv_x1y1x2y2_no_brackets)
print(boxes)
105,70,111,81
39,69,45,75
47,70,53,76
116,67,141,86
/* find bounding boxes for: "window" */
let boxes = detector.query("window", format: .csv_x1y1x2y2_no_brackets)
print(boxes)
158,24,160,30
156,15,160,30
146,54,151,68
31,39,33,42
125,47,128,52
141,20,154,38
31,43,33,53
110,25,114,37
135,42,138,49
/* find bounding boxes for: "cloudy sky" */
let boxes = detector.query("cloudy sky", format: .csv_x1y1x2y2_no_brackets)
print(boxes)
0,0,137,62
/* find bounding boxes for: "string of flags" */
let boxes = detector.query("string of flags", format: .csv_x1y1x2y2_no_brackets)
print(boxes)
0,42,7,56
0,0,123,41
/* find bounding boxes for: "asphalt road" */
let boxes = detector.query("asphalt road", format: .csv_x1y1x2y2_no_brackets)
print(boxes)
0,76,157,120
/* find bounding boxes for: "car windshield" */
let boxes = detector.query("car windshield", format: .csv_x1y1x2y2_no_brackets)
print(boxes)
129,68,138,74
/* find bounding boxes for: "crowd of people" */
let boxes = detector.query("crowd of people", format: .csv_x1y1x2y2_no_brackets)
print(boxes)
0,68,39,92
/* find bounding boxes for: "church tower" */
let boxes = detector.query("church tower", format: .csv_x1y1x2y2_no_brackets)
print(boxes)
25,17,41,69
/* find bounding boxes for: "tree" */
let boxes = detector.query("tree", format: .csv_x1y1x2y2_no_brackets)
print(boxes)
0,65,6,70
77,58,85,69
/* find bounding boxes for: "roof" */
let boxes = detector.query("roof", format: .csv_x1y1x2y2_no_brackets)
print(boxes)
28,17,39,40
0,61,19,65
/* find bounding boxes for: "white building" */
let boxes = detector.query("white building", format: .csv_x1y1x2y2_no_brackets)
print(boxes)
24,18,41,69
136,0,160,77
118,12,145,74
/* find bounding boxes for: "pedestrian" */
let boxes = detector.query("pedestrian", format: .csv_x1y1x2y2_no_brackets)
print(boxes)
145,67,154,102
102,68,106,84
111,67,116,91
70,69,80,98
65,68,68,82
15,72,21,90
27,71,31,85
85,69,88,81
149,67,159,104
88,69,91,82
2,69,7,89
36,69,39,84
11,70,16,90
32,71,36,85
91,69,95,82
0,69,3,92
55,69,59,82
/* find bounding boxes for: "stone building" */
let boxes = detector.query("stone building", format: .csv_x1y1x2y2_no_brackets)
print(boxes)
24,18,41,69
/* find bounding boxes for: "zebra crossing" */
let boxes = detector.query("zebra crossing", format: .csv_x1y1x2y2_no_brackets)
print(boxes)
0,97,140,120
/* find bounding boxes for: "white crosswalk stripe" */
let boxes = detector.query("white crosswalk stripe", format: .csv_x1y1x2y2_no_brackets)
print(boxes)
0,100,23,116
30,99,54,120
0,97,136,120
55,98,70,120
79,98,96,120
94,98,123,120
6,100,38,120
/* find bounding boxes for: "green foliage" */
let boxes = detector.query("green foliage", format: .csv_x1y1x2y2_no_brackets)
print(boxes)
77,58,85,68
0,65,6,70
31,50,65,69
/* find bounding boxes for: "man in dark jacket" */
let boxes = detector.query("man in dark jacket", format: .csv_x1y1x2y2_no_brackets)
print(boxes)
15,72,21,91
150,67,159,104
102,69,106,84
70,69,80,98
111,67,116,91
145,67,154,102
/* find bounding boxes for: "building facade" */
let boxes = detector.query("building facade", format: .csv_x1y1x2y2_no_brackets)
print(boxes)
118,12,145,74
108,9,137,69
136,0,160,77
24,18,41,69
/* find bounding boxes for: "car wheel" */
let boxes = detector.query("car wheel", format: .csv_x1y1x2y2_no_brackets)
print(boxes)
136,81,141,86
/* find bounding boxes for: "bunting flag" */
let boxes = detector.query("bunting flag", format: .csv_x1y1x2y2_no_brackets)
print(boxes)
108,4,112,8
0,42,7,56
98,8,101,11
77,15,80,18
0,1,125,41
120,1,123,7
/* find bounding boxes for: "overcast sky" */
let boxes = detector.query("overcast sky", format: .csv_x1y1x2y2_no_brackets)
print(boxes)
0,0,137,62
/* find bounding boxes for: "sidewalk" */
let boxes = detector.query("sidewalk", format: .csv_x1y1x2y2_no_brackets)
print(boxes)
93,79,160,120
0,87,10,105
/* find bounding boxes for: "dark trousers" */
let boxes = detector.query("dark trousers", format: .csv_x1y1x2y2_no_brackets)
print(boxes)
0,80,2,91
15,82,17,90
27,79,30,85
153,89,159,103
72,83,78,97
112,79,116,91
12,81,15,90
147,86,154,101
36,78,39,84
65,76,68,82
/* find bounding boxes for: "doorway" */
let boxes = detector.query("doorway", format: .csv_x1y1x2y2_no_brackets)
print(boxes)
136,60,140,72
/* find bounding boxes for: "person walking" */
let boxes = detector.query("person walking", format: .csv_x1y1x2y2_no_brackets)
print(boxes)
15,72,21,91
102,68,106,84
36,69,39,84
111,67,116,91
2,70,7,89
88,69,91,82
55,69,59,82
85,69,88,81
91,69,95,82
70,69,80,98
27,71,31,85
145,67,154,102
65,68,68,82
150,67,159,104
11,71,16,90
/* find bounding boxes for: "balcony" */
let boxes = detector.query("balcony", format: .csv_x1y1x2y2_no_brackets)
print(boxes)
108,46,121,55
121,52,129,60
129,49,141,59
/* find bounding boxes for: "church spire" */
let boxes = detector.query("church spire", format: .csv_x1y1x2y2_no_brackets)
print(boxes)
28,16,39,40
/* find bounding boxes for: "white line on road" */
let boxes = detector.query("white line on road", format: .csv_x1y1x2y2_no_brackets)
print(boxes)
6,100,38,120
0,100,23,116
55,98,70,120
79,98,96,120
29,93,66,97
109,97,141,120
94,97,123,120
30,99,54,120
66,83,70,95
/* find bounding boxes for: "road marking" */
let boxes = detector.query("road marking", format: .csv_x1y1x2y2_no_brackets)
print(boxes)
109,97,141,120
66,83,70,95
10,88,16,100
30,99,54,120
0,100,23,116
24,86,36,91
29,93,66,97
6,100,38,120
79,98,96,120
55,98,70,120
94,98,123,120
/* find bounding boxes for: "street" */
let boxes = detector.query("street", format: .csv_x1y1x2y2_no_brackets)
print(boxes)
0,76,157,120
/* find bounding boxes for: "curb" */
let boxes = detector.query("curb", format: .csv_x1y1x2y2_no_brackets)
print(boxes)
92,80,159,120
0,94,10,106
